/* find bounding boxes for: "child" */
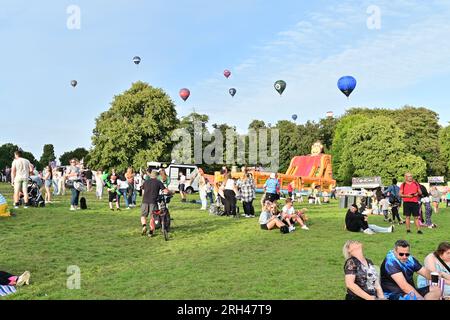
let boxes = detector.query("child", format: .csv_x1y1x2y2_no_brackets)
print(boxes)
107,175,120,211
281,198,310,231
205,179,214,206
287,182,294,200
379,196,391,222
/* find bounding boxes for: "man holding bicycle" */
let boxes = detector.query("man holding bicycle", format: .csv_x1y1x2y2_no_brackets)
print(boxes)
141,169,169,237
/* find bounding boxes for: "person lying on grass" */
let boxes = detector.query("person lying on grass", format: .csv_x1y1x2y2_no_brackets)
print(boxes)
259,200,286,230
280,198,309,232
0,270,30,287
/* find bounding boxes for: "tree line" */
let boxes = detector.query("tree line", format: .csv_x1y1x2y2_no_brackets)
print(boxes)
2,82,449,186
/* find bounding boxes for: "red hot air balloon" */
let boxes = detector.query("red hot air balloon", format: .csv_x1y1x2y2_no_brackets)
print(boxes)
224,70,231,79
179,88,191,101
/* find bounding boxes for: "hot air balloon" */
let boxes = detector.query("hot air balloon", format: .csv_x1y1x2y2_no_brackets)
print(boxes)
71,80,78,88
133,56,141,65
274,80,286,96
224,70,231,79
337,76,357,98
229,88,237,97
292,114,298,121
179,88,190,101
326,111,334,118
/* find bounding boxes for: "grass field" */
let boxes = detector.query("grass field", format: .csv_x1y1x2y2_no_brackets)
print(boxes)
1,182,449,300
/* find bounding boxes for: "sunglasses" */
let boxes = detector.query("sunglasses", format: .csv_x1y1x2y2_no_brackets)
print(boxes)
398,253,411,257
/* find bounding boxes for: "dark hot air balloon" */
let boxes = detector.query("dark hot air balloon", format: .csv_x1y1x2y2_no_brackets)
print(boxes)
179,88,191,101
274,80,286,95
71,80,78,88
133,56,141,65
292,114,298,121
229,88,237,97
337,76,357,98
224,70,231,79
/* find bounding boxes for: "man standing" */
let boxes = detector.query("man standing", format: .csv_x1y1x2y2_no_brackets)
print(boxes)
399,173,422,234
178,172,187,202
11,150,32,209
141,170,169,237
380,240,441,300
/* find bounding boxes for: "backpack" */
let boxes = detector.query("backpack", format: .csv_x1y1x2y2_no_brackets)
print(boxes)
80,197,87,210
400,181,422,197
280,225,290,234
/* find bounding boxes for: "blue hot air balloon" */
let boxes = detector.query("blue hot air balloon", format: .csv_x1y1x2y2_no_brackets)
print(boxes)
337,76,357,98
292,114,298,121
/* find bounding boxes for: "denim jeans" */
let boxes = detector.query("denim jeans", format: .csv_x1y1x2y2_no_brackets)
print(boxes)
368,224,391,233
207,192,214,205
119,189,129,207
71,188,80,206
52,179,59,195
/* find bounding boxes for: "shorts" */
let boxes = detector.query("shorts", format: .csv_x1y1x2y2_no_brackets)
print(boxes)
387,286,430,300
179,184,185,192
14,178,28,195
141,203,158,217
265,193,279,203
403,202,419,217
109,192,118,202
45,179,52,188
260,224,269,230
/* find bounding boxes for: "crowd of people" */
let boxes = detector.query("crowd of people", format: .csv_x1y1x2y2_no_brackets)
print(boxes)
343,240,450,300
2,152,449,299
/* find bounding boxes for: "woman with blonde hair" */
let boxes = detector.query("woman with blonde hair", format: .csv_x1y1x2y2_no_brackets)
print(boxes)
343,240,385,300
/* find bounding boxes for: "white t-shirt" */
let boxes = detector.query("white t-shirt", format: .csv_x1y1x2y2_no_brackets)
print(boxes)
179,175,186,184
117,179,129,189
282,205,295,215
11,157,31,180
379,198,390,211
225,179,235,190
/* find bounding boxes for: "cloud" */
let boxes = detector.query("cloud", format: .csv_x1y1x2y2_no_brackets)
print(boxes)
190,0,450,130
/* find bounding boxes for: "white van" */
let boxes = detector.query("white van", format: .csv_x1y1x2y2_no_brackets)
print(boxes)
147,162,200,194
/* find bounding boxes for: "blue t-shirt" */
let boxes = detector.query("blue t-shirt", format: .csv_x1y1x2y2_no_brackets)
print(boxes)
385,185,400,202
264,179,279,194
380,250,422,297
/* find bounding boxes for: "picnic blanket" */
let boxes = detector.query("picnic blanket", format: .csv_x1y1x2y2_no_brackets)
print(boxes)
0,285,16,297
0,193,11,217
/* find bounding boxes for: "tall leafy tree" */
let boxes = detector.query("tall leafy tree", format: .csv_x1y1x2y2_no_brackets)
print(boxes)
338,116,427,185
59,148,89,166
89,82,179,172
0,143,40,171
345,106,445,176
439,124,450,179
39,144,56,168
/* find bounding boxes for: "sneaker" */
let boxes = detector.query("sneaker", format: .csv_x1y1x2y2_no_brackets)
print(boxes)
428,225,434,229
16,271,31,287
301,225,309,231
70,206,76,211
117,208,121,211
126,207,131,210
406,229,411,233
148,230,154,238
288,226,295,232
363,228,375,235
23,206,28,209
14,205,19,209
141,225,147,236
390,226,395,233
417,230,423,234
110,208,114,211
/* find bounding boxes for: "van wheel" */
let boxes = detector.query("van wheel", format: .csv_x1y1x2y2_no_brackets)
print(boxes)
185,187,194,194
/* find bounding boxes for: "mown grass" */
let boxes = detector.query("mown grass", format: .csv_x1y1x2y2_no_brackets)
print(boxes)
0,182,449,300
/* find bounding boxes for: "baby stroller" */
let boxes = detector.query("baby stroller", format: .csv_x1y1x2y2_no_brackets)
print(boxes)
209,196,225,216
150,193,172,241
20,179,45,207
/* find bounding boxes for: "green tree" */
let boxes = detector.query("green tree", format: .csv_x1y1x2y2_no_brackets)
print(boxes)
338,116,427,185
88,82,179,172
318,117,339,153
331,114,369,182
439,124,450,179
339,116,426,184
59,148,89,166
345,106,445,176
0,143,40,171
39,144,56,168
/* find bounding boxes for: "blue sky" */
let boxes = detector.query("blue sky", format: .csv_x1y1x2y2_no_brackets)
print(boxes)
1,0,450,159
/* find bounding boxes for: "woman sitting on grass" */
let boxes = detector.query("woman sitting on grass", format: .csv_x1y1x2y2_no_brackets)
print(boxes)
343,241,385,300
345,204,394,235
281,198,309,231
259,201,286,230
